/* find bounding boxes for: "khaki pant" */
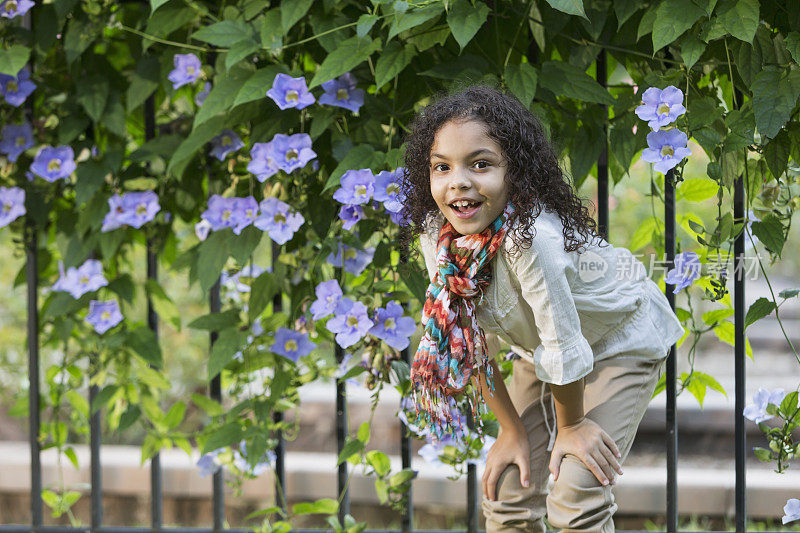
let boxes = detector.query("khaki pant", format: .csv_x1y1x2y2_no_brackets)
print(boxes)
482,355,666,532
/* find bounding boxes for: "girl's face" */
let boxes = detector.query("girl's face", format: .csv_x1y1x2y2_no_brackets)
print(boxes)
429,119,509,236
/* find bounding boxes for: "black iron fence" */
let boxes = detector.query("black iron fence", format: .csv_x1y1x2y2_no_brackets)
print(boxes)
0,37,760,533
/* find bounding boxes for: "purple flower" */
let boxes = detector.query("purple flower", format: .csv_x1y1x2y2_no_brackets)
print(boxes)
252,196,304,244
230,196,259,235
309,279,344,320
640,129,692,175
664,251,701,293
270,133,316,174
333,169,374,206
270,327,317,362
266,73,315,110
209,129,243,161
390,207,409,227
0,0,35,18
101,191,161,232
30,145,76,182
221,264,269,294
0,66,36,106
319,72,365,113
194,219,212,241
635,86,686,131
325,297,374,349
784,498,800,525
326,239,375,275
338,204,365,231
0,122,34,162
201,195,238,232
51,259,108,299
0,186,25,227
195,81,211,106
373,168,405,213
85,299,123,334
368,300,417,350
743,387,786,424
247,142,280,182
196,448,223,477
168,53,202,90
232,441,276,477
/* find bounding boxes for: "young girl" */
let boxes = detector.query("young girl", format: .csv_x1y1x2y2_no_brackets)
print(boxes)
398,84,685,532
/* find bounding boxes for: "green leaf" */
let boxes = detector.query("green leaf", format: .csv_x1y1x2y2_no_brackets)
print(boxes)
678,177,719,202
447,0,490,51
750,214,785,255
188,309,241,331
150,0,171,11
504,63,538,108
778,288,800,299
91,384,119,414
164,401,186,430
356,13,379,38
387,4,445,41
374,41,415,90
716,0,759,44
744,297,776,328
202,421,245,454
144,3,196,52
196,229,232,293
225,38,261,70
63,447,80,470
260,8,284,52
366,450,391,477
191,20,254,47
64,16,102,64
126,55,160,112
145,279,182,331
543,0,587,18
291,498,338,515
779,391,799,418
763,129,791,179
336,438,364,465
208,327,249,380
248,271,279,324
751,67,800,140
388,469,417,486
167,114,227,178
194,67,253,130
753,447,772,462
374,479,389,504
0,45,30,76
786,31,800,64
679,32,706,70
323,145,381,192
309,35,381,89
539,61,614,105
652,0,705,52
281,0,314,33
229,226,263,266
191,393,224,416
127,325,163,367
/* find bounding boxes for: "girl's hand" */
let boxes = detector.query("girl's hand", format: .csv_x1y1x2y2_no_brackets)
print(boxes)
481,425,530,501
548,417,623,486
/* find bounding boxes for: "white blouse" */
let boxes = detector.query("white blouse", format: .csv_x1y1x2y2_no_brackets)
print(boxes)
418,209,686,385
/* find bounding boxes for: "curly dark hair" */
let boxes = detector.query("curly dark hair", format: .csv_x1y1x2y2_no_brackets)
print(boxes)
397,82,604,264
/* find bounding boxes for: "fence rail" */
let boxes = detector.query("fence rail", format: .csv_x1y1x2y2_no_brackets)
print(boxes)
2,17,765,533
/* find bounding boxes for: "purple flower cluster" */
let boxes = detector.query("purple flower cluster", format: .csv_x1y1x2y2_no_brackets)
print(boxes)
270,327,317,362
200,194,305,244
197,441,277,478
0,67,36,106
333,167,407,229
195,81,211,106
101,191,161,232
0,122,34,162
743,387,786,424
0,186,25,228
247,133,317,181
29,145,76,182
85,299,123,334
266,72,365,114
635,86,691,175
168,53,202,90
51,259,108,299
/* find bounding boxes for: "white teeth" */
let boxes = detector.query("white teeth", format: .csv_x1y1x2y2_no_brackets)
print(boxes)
452,200,478,208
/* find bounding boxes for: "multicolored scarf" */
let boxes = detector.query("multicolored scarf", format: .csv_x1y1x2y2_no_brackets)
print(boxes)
410,201,516,441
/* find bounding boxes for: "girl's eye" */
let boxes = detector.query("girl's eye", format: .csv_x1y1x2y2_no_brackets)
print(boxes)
432,161,490,172
475,160,490,169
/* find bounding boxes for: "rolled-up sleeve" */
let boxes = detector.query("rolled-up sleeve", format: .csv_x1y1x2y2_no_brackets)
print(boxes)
510,232,594,385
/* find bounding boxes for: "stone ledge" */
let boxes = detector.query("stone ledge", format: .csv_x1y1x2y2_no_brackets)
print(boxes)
0,442,796,520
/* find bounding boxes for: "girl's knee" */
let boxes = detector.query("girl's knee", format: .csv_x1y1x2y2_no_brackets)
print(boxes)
546,455,617,531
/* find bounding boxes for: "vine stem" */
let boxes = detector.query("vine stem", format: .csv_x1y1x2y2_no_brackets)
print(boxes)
117,24,220,52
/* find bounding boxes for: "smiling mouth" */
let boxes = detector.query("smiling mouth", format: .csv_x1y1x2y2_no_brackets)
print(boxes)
450,201,482,213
